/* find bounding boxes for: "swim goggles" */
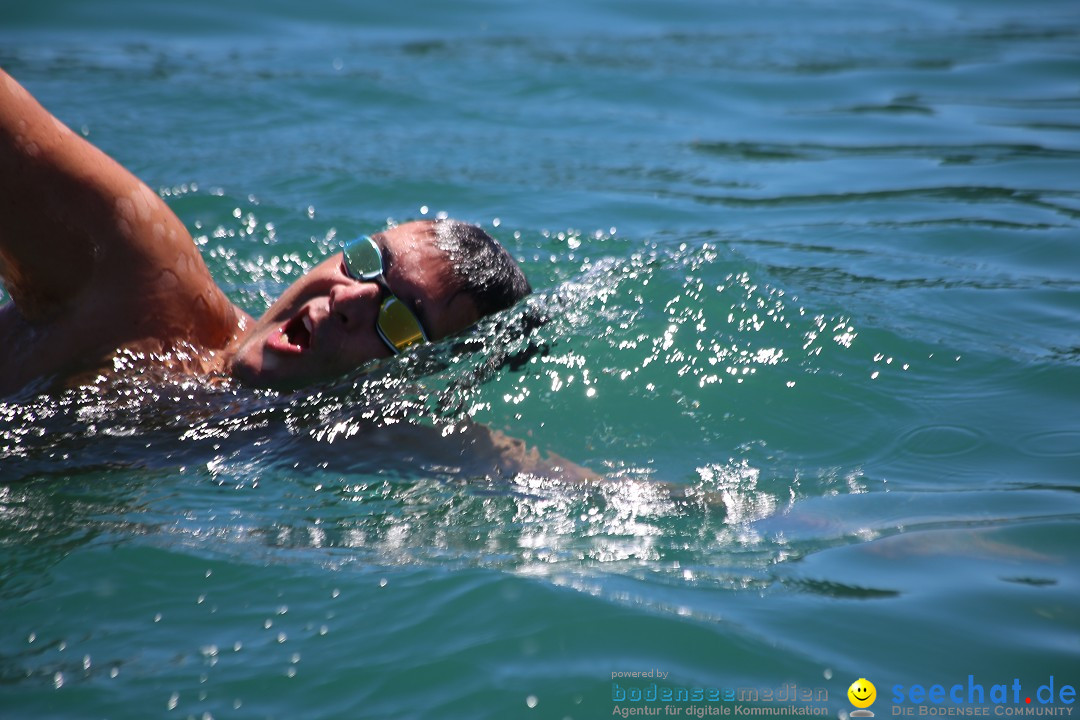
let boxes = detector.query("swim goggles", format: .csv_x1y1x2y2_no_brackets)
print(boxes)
342,235,428,354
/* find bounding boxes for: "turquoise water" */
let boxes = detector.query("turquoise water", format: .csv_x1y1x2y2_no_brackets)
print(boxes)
2,1,1080,718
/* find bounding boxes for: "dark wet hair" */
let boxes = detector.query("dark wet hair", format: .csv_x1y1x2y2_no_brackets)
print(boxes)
433,219,531,317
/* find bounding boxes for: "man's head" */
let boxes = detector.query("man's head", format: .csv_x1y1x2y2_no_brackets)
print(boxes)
431,219,532,318
226,219,530,389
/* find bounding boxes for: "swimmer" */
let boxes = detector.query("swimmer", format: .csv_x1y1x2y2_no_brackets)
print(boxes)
0,67,608,480
0,67,529,396
0,69,729,500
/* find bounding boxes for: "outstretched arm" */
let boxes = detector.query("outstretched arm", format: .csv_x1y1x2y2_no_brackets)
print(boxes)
460,422,601,485
453,422,727,513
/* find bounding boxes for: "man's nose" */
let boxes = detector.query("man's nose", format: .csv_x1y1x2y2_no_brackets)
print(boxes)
329,280,382,328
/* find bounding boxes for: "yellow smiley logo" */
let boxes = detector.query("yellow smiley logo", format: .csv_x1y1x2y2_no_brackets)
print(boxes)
848,679,877,709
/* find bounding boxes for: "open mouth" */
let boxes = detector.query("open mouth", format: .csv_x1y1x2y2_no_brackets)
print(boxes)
280,312,313,351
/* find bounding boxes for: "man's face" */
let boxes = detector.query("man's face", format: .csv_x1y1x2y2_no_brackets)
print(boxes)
227,221,479,389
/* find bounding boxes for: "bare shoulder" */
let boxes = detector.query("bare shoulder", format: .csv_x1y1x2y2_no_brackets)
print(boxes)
0,68,247,394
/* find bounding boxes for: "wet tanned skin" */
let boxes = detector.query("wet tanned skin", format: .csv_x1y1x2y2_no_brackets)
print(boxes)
224,223,481,390
0,68,246,395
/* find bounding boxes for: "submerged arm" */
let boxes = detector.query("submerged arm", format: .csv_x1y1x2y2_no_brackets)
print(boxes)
454,422,726,513
454,421,601,486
